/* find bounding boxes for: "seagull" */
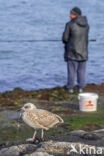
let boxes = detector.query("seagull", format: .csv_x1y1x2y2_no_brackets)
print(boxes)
21,103,64,142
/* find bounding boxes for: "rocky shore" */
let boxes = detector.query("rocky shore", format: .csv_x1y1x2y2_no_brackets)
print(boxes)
0,84,104,155
0,83,104,109
1,129,104,155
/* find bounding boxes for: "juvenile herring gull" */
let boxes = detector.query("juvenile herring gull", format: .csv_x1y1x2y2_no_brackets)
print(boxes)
21,103,64,141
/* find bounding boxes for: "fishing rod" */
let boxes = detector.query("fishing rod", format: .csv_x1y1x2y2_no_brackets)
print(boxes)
0,39,96,43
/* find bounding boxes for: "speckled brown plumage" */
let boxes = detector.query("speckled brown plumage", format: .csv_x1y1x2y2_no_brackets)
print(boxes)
21,103,64,141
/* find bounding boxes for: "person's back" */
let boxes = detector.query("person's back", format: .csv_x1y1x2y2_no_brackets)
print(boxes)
63,13,89,61
62,7,89,93
68,16,89,60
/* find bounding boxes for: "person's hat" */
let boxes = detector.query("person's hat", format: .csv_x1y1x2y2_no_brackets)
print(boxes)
71,7,82,16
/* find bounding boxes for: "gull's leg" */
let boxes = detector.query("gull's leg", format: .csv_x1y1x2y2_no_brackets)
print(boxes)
41,129,44,140
26,130,37,142
32,130,37,140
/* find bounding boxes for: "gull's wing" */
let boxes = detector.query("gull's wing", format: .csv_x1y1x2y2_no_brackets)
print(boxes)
23,109,63,130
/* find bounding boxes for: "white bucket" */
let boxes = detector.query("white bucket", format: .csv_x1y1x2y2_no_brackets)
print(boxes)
78,92,99,112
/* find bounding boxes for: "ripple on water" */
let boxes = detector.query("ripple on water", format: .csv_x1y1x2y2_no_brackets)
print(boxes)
0,0,104,92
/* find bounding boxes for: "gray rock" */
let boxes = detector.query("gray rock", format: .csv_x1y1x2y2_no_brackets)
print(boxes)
69,130,87,137
40,141,104,155
0,144,36,156
80,132,101,140
1,129,104,156
24,152,52,156
91,129,104,138
0,141,104,156
93,129,104,133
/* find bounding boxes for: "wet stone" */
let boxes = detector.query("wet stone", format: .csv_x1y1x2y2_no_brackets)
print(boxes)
0,138,104,155
70,130,87,137
93,129,104,133
0,144,37,156
24,152,52,156
80,132,101,140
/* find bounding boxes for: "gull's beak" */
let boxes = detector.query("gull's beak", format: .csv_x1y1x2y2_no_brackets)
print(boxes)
17,109,20,112
17,107,24,112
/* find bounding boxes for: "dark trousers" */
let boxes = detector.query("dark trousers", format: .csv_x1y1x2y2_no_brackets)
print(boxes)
67,60,86,89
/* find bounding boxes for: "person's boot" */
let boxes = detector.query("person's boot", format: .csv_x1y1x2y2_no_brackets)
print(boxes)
68,89,74,94
78,88,83,93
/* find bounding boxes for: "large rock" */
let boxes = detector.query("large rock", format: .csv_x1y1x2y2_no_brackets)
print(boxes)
1,129,104,156
0,141,104,156
69,130,87,137
0,144,36,156
24,152,52,156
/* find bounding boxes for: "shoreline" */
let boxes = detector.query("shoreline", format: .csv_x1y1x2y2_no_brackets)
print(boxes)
2,82,104,91
1,82,104,93
0,83,104,107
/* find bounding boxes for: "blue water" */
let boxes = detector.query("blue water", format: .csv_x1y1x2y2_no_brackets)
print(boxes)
0,0,104,92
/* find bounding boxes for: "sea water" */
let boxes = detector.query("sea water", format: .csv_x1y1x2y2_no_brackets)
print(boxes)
0,0,104,92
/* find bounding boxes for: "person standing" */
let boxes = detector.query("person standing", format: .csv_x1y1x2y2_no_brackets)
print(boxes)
62,7,89,93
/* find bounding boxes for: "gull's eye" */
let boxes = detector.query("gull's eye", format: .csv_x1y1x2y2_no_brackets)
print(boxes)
24,105,29,109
